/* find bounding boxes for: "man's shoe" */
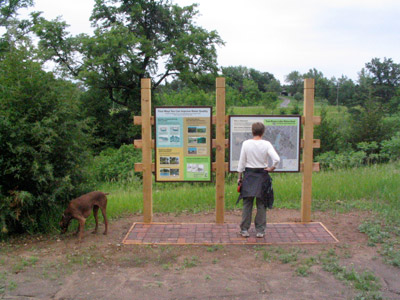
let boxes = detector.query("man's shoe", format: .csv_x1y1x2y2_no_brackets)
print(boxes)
256,232,265,238
240,230,250,238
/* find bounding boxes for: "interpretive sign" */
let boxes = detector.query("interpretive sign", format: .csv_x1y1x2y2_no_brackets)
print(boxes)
229,115,301,172
155,107,212,182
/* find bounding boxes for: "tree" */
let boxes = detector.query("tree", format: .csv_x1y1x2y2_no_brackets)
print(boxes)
1,0,33,56
0,0,33,26
348,100,390,145
221,65,249,92
32,0,224,114
365,57,400,104
0,48,93,235
284,71,303,95
335,76,356,107
303,68,330,100
248,68,280,93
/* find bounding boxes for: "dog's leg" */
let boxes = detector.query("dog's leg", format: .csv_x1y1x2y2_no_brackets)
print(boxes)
92,206,99,234
100,206,108,235
77,217,86,242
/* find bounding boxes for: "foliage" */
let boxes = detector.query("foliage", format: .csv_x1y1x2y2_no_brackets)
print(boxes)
31,0,224,114
348,101,390,146
316,151,367,170
284,70,303,95
91,144,142,183
314,105,344,156
154,87,214,106
293,92,303,101
263,92,278,111
222,65,280,93
364,57,400,104
79,88,139,153
0,0,33,26
380,132,400,161
0,48,93,236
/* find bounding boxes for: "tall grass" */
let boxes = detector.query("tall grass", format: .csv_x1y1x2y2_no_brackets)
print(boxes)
100,162,400,221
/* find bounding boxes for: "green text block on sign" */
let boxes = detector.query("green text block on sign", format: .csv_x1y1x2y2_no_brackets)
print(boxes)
184,157,211,181
264,118,299,126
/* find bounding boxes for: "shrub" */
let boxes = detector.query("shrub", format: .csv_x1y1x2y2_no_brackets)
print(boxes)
294,92,303,101
91,144,142,183
381,133,400,161
317,151,367,170
0,49,93,236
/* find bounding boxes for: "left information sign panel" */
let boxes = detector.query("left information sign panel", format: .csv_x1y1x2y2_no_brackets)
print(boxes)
155,107,212,182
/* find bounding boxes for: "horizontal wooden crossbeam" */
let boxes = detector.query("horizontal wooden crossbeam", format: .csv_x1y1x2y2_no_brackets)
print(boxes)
300,139,320,149
300,162,320,172
301,116,321,125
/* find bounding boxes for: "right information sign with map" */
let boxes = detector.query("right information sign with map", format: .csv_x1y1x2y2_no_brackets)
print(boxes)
229,115,301,172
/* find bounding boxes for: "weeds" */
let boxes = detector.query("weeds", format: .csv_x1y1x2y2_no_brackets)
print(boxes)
359,221,390,246
12,256,38,273
319,250,381,298
295,265,310,277
359,218,400,268
380,243,400,267
182,256,200,268
0,271,6,294
206,245,223,252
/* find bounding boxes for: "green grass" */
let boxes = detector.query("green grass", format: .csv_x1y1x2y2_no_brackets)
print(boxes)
12,256,38,273
96,162,400,220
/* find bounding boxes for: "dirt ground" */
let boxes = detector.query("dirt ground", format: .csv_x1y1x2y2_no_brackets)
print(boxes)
1,209,400,300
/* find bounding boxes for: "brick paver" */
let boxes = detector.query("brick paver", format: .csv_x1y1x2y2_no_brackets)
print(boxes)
122,222,338,245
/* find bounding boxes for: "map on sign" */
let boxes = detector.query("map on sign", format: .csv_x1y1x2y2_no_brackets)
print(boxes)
229,115,301,172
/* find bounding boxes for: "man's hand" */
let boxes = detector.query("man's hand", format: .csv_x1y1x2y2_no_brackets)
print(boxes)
265,167,276,172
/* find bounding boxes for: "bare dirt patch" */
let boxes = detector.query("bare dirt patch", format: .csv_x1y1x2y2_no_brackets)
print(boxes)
1,209,399,300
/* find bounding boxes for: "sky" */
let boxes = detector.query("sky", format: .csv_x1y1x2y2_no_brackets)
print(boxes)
17,0,400,83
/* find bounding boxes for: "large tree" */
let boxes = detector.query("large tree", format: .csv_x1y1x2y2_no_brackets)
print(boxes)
364,57,400,105
284,70,303,95
32,0,224,114
0,0,32,26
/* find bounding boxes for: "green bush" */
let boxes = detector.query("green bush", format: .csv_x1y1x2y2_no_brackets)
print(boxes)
294,92,303,101
0,49,93,236
381,133,400,161
91,144,142,183
316,151,367,170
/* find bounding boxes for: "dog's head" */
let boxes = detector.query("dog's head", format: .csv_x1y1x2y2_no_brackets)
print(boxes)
59,212,72,234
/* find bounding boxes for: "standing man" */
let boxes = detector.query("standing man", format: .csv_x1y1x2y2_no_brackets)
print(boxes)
237,122,280,238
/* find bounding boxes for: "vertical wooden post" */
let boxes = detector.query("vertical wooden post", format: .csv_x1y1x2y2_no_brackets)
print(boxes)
215,77,226,224
141,78,153,223
301,78,315,223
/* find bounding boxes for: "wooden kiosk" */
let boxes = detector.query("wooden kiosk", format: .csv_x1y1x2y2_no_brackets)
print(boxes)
133,78,320,224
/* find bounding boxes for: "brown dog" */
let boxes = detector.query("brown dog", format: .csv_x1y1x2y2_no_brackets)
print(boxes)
60,191,108,241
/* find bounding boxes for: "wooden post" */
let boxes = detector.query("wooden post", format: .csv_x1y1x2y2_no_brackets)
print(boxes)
141,79,153,223
301,78,315,223
215,77,226,224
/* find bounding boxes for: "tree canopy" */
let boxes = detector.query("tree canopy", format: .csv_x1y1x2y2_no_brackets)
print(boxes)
32,0,224,114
